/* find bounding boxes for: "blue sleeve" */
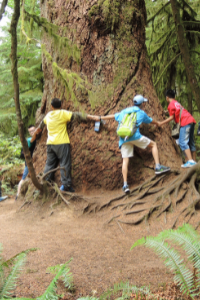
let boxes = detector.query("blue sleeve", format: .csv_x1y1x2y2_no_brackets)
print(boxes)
142,111,152,124
115,113,121,122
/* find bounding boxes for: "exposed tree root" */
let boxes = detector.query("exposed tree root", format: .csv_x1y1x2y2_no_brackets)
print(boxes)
102,162,200,230
21,162,200,231
18,200,31,211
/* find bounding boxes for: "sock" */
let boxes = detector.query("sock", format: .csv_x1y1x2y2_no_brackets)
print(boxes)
124,181,127,187
156,164,161,169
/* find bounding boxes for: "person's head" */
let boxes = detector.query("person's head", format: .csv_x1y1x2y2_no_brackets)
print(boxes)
133,95,148,107
28,125,35,137
51,98,61,110
165,89,175,103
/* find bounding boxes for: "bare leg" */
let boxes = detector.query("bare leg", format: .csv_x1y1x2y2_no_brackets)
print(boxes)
147,141,159,165
122,157,129,183
17,179,24,196
184,149,193,161
192,151,196,161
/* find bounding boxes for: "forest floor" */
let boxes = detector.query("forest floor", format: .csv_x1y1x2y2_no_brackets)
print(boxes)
0,182,197,300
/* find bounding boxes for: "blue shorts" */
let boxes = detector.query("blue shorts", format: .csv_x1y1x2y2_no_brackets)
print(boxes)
179,123,196,152
22,165,29,180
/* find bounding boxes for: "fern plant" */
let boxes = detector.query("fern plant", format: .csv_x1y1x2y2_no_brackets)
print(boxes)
77,282,151,300
0,246,38,299
131,223,200,298
0,243,73,300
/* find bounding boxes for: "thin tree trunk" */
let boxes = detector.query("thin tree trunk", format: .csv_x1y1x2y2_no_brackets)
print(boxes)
0,0,8,21
170,0,200,113
10,0,43,192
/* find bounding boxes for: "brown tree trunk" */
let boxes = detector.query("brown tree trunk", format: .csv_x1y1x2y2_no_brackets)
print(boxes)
34,0,182,191
170,0,200,113
10,0,43,192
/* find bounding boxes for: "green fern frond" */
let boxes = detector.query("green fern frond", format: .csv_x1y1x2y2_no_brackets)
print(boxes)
99,281,150,300
181,224,200,241
131,237,146,249
0,244,5,292
157,225,200,285
133,237,195,296
2,248,37,268
38,263,71,300
47,259,74,291
0,253,26,299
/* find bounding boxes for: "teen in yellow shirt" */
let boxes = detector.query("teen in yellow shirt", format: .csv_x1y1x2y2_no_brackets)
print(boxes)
38,98,98,192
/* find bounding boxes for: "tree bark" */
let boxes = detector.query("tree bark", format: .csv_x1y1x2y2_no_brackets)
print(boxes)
170,0,200,112
10,0,43,192
34,0,182,190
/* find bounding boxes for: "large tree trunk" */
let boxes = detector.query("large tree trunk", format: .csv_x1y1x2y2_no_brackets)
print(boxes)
34,0,182,191
10,0,43,192
170,0,200,112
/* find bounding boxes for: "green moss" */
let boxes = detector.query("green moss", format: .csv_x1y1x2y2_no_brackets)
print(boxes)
88,5,100,18
88,0,121,32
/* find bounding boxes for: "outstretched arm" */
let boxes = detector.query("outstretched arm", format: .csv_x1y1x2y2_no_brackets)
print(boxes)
100,114,115,120
157,115,174,127
151,120,159,125
30,130,38,143
33,119,45,136
71,112,100,122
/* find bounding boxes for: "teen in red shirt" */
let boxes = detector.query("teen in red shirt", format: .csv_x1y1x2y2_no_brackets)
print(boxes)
158,89,196,168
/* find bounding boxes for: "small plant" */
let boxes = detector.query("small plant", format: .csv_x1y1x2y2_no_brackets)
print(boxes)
0,246,37,299
131,223,200,298
0,244,73,300
77,282,151,300
0,133,23,165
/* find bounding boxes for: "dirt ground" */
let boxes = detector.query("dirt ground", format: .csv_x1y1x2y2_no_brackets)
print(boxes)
0,187,181,299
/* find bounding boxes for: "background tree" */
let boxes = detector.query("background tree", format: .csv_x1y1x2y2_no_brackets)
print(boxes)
0,0,43,136
9,0,43,192
145,0,200,112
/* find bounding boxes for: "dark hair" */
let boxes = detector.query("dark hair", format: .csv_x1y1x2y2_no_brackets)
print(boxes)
165,89,175,98
28,124,35,128
51,98,61,108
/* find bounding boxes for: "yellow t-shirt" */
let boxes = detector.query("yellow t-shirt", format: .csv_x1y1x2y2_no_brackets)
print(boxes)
44,110,72,145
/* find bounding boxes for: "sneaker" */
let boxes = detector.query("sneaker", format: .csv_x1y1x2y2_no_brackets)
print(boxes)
60,185,65,191
67,186,75,193
155,165,170,175
0,196,8,202
181,161,197,168
15,195,18,201
60,185,75,193
122,185,130,194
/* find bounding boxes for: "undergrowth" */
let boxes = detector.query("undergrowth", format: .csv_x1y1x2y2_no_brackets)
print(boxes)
132,223,200,299
3,222,200,300
0,244,74,300
0,133,23,166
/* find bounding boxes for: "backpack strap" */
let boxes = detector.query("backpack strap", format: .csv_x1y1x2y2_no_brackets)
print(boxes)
179,105,183,125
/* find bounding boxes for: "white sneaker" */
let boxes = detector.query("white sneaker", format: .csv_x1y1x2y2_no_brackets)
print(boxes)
181,161,197,168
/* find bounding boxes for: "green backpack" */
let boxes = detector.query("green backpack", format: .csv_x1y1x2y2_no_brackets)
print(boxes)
117,112,137,140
